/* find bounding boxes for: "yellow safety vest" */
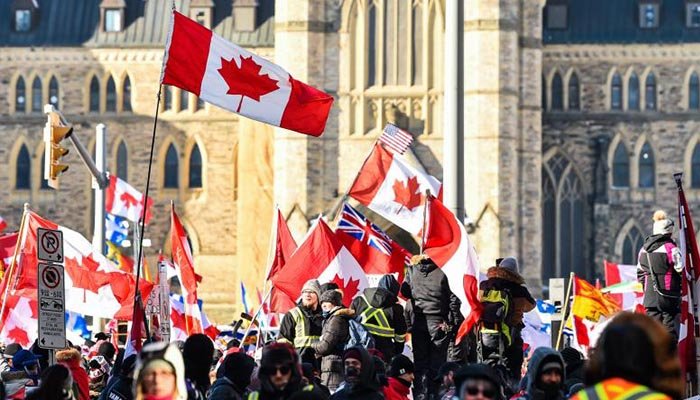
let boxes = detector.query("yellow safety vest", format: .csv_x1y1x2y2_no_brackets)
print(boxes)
289,307,320,349
571,378,669,400
358,295,395,338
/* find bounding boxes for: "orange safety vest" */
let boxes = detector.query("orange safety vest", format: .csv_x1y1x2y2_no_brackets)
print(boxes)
571,378,670,400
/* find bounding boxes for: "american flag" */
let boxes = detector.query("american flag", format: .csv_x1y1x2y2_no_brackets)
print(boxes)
337,203,393,255
379,123,413,155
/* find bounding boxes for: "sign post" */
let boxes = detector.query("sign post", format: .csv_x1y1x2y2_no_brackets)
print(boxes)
37,228,66,364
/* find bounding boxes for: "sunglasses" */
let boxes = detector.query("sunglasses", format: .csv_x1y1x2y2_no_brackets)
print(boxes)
263,365,292,375
465,385,496,398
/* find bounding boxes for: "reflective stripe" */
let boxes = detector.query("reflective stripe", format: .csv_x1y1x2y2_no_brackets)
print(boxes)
394,334,405,343
358,295,395,338
290,307,320,349
248,391,259,400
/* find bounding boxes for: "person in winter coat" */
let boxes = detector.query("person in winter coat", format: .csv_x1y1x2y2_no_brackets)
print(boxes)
89,355,112,398
248,342,325,400
133,342,188,400
435,362,460,400
2,349,41,399
183,334,215,400
637,210,683,340
26,364,76,400
511,348,565,400
311,289,352,392
453,364,504,400
400,255,462,400
383,355,415,400
98,354,136,400
0,343,21,373
208,352,256,400
280,280,325,366
351,274,407,362
56,347,90,400
330,347,383,400
572,312,683,400
559,348,584,396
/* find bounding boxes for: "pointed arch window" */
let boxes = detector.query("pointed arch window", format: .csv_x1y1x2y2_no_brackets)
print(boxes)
559,169,585,277
611,73,622,110
16,144,31,189
551,73,564,110
123,76,132,112
622,226,644,265
89,76,100,112
180,90,189,112
164,87,173,111
49,76,59,109
638,142,655,188
645,73,657,110
367,3,377,87
568,73,580,110
692,144,700,188
542,172,556,282
106,76,117,112
164,144,179,188
542,75,547,109
612,142,630,188
31,76,42,112
116,141,128,180
15,76,26,113
628,73,640,111
691,73,700,111
188,144,203,188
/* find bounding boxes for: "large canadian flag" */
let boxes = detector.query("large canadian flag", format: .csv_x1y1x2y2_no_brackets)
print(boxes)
170,206,203,335
162,12,333,137
272,219,369,302
423,196,482,344
266,209,298,313
105,175,153,224
349,143,442,234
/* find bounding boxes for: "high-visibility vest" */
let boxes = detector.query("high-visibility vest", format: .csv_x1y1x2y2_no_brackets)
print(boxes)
247,384,315,400
571,378,670,400
358,295,395,338
289,307,320,349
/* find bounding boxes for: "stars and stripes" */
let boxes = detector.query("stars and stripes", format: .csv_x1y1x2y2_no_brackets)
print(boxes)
379,123,413,155
337,203,393,255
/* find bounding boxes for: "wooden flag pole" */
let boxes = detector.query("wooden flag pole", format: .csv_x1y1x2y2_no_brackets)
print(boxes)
238,288,272,350
555,272,575,350
0,204,29,326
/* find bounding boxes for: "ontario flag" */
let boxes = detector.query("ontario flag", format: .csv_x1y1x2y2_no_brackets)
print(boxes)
422,196,482,344
170,206,203,335
272,219,369,302
105,175,153,224
348,143,442,235
335,203,410,284
265,208,298,313
162,12,333,137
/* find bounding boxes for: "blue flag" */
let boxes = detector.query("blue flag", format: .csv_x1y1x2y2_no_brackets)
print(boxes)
106,214,129,245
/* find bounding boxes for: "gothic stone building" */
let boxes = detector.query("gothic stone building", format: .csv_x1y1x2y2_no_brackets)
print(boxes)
1,0,699,323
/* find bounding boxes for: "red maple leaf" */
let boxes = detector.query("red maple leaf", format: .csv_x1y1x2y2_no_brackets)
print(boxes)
330,273,361,301
392,176,424,212
7,326,29,346
120,191,139,209
65,255,112,294
218,56,279,112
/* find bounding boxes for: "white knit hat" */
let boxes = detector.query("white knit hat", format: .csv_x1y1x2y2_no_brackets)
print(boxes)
652,210,674,235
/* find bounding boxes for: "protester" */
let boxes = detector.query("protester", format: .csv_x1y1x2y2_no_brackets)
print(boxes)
311,289,352,391
351,274,407,362
559,347,584,396
330,347,383,400
4,349,42,395
453,364,504,400
280,279,324,365
183,333,215,399
247,342,322,400
26,364,76,400
384,355,415,400
637,210,683,340
301,363,330,398
401,255,462,400
89,355,112,398
57,347,90,400
0,343,21,373
208,352,256,400
98,354,136,400
98,342,117,367
435,362,460,400
134,342,187,400
511,347,565,400
370,352,388,388
573,312,683,400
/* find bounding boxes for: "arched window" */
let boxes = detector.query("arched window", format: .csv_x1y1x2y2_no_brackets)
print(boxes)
568,73,580,110
106,76,117,112
692,144,700,188
622,226,644,265
558,169,585,277
628,73,640,111
16,144,31,189
164,143,179,188
15,76,26,112
612,142,630,188
116,141,128,180
31,76,42,112
541,75,547,109
89,76,100,112
164,87,173,111
542,172,556,282
188,144,202,188
49,76,59,109
367,3,377,87
638,142,655,188
180,90,189,112
611,73,622,110
690,73,699,110
645,73,656,110
551,73,563,110
123,76,132,112
40,156,50,189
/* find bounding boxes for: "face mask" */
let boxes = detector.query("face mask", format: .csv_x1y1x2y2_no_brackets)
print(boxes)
322,310,330,318
345,366,360,378
540,382,561,395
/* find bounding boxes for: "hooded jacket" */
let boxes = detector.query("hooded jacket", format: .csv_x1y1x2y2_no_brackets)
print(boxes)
383,377,411,400
400,261,461,321
637,234,682,310
479,267,535,327
253,343,324,400
513,347,566,400
208,352,256,400
57,348,90,400
312,307,354,391
330,346,383,400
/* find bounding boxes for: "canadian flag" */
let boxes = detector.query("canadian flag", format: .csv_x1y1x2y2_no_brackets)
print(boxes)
0,216,6,232
105,175,153,224
423,196,482,344
272,219,369,302
162,12,333,137
349,143,442,234
170,206,203,335
603,260,643,311
169,294,219,341
265,209,298,313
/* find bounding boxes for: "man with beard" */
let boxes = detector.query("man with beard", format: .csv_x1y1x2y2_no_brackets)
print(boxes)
280,280,324,365
511,348,565,400
247,343,325,400
330,347,383,400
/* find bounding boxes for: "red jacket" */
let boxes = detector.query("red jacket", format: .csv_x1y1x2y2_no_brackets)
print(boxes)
383,377,411,400
56,348,90,400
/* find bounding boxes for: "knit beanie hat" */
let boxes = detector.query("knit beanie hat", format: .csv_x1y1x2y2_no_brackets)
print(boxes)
559,347,584,371
388,354,415,377
320,290,343,307
301,279,321,299
653,210,674,235
499,257,519,273
343,348,362,363
261,342,296,368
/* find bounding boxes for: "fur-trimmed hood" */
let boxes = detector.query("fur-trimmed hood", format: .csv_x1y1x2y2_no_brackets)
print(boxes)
56,347,82,363
486,266,524,285
332,307,356,318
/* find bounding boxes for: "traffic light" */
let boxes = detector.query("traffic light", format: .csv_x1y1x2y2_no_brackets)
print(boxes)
43,119,72,188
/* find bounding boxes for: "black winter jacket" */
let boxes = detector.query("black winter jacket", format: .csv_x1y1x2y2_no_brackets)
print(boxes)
637,234,682,310
279,303,324,364
312,307,353,391
208,377,246,400
400,262,461,321
330,346,384,400
351,286,407,361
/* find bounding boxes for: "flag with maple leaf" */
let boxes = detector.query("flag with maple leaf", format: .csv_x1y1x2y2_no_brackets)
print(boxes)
162,11,333,137
169,294,219,342
348,143,442,234
170,205,204,335
272,219,369,303
265,208,298,314
105,175,153,224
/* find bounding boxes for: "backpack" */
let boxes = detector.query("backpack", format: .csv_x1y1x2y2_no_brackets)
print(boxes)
345,318,375,350
479,288,512,327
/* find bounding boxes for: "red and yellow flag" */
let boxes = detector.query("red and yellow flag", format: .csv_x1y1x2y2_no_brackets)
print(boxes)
571,276,620,351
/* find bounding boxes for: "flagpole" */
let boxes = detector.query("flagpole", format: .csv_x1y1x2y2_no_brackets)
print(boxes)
330,140,381,227
419,190,431,254
261,206,280,298
238,288,272,349
555,272,575,350
0,204,29,327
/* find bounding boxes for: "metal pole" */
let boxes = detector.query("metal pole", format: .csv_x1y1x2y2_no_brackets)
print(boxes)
92,124,106,334
443,0,465,220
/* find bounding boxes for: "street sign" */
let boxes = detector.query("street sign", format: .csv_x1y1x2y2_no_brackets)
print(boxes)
38,263,66,349
37,228,63,263
158,260,170,342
